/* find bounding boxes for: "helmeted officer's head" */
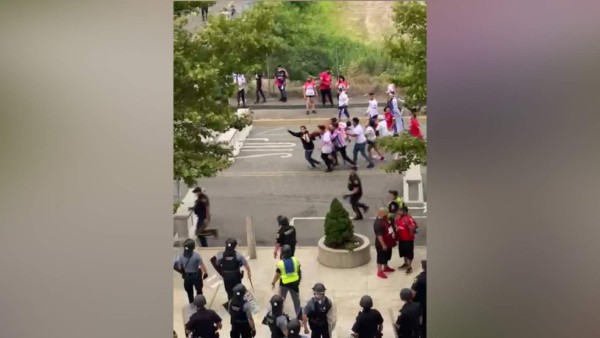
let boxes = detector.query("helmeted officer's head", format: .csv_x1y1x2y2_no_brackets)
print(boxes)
183,238,195,257
277,215,289,227
192,186,203,197
270,294,284,314
225,237,238,251
350,165,358,175
193,294,206,309
287,319,302,336
401,205,409,215
312,283,326,300
400,288,414,302
281,244,293,259
359,295,373,310
232,283,247,300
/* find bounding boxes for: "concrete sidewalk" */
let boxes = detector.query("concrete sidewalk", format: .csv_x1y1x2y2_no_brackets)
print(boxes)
174,246,426,338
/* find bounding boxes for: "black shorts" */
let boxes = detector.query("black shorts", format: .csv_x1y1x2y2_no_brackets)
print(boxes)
398,241,415,260
376,246,392,264
306,95,315,98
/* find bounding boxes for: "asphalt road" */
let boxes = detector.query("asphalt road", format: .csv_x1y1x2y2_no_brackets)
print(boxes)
195,122,427,247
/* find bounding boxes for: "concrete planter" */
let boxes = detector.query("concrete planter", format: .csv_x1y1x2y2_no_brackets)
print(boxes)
317,233,371,268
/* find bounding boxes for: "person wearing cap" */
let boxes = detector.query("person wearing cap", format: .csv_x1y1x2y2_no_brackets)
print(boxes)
229,283,256,338
288,318,309,338
189,187,210,247
174,238,209,304
387,190,404,222
212,238,252,308
302,283,335,338
185,295,222,338
350,295,384,338
348,117,375,169
411,260,427,338
263,294,290,338
271,244,302,319
274,215,297,259
344,165,370,220
373,208,396,279
396,206,418,274
394,288,422,338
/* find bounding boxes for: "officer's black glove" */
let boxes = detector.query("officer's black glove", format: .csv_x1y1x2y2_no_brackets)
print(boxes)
203,273,209,280
250,329,256,337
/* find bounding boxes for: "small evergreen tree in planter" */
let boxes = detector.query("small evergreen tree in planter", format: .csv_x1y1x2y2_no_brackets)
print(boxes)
324,198,361,250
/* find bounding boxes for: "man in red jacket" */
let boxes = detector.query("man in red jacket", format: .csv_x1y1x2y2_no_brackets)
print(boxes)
395,205,418,274
319,68,334,106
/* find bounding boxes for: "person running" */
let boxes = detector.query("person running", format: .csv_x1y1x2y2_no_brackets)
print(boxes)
319,68,334,106
390,91,405,135
255,73,266,104
303,76,317,115
409,110,423,139
365,119,385,161
317,125,334,172
348,117,375,169
373,208,396,279
365,92,379,125
233,73,247,108
335,75,349,101
288,126,321,169
275,65,288,102
330,120,355,167
345,165,369,220
337,87,350,120
396,206,418,274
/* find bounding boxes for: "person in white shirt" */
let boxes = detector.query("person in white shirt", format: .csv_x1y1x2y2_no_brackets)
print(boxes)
317,125,334,172
376,115,390,137
390,91,405,135
365,92,379,125
348,117,374,168
233,73,247,108
338,88,350,120
365,120,385,161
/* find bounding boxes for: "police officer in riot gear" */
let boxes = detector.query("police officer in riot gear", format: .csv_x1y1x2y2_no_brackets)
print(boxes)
302,283,334,338
185,295,223,338
274,215,297,259
271,244,302,319
394,288,422,338
174,238,209,304
263,294,290,338
351,295,384,338
229,283,256,338
411,260,427,338
212,238,252,309
288,318,308,338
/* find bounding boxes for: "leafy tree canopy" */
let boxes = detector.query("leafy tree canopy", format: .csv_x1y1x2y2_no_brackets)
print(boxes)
377,132,427,174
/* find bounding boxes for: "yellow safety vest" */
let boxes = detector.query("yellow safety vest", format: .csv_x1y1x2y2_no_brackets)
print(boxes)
395,197,404,208
276,257,300,284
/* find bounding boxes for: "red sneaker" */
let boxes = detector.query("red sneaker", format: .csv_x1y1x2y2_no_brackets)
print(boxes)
377,271,388,279
383,266,395,273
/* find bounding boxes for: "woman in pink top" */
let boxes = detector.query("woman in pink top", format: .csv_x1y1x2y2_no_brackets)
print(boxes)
303,76,317,115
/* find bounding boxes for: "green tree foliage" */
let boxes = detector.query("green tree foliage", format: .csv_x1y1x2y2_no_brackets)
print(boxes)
324,198,355,249
174,2,281,186
377,132,427,174
386,1,426,107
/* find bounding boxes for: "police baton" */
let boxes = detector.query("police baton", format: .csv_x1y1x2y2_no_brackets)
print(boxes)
248,274,255,292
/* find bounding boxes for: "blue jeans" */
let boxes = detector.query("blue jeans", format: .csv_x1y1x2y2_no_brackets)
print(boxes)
304,149,320,167
353,142,374,166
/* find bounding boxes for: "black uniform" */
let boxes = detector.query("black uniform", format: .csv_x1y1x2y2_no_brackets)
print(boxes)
186,308,222,338
351,308,383,338
348,173,369,219
412,271,427,338
395,302,422,338
229,297,253,338
305,297,332,338
255,74,266,103
218,250,243,300
263,312,289,338
276,224,297,258
193,193,210,247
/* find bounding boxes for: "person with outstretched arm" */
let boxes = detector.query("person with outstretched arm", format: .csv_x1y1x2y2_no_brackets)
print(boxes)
288,126,321,169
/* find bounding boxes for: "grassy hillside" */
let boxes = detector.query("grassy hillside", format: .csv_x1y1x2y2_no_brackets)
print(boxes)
336,1,395,45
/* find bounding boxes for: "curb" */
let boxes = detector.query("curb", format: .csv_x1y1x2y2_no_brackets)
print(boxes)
253,116,427,124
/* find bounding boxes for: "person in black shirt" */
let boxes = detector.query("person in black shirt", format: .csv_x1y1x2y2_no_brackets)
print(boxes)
345,166,369,220
255,73,266,103
288,126,321,169
395,288,421,338
185,295,222,338
200,3,209,21
273,215,297,259
190,187,210,247
275,65,288,102
411,260,427,338
351,295,383,338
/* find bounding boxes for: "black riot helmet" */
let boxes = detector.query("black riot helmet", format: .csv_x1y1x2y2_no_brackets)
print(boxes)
183,239,195,257
359,295,373,309
312,283,326,293
277,215,289,227
232,283,247,299
281,244,293,259
270,294,284,311
287,319,301,336
225,237,238,251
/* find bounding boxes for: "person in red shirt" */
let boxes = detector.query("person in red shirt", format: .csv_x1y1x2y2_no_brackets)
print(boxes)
395,205,418,274
319,68,334,106
335,75,349,101
373,208,396,279
303,76,317,115
384,106,395,134
409,110,423,139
